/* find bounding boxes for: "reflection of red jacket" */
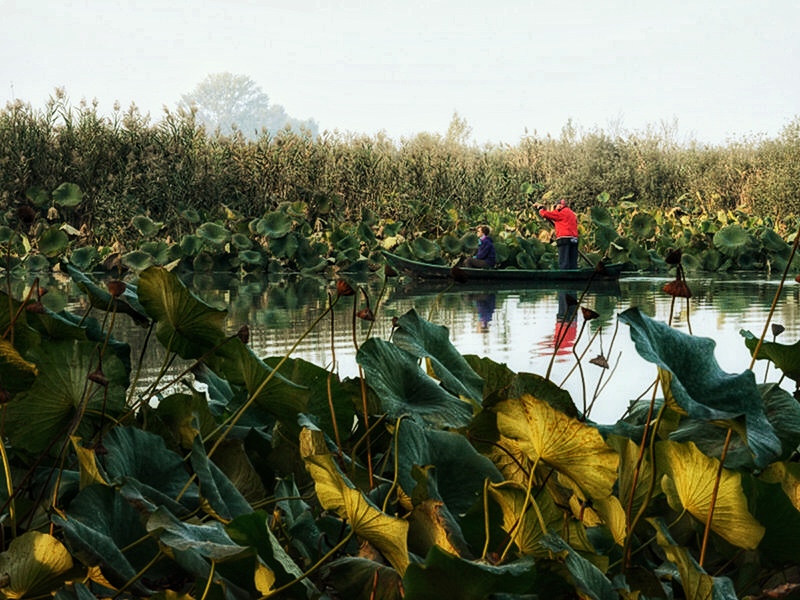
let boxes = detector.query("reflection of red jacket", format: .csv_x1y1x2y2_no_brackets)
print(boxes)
539,207,578,238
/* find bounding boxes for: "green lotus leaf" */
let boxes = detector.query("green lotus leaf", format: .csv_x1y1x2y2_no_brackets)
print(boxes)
630,212,657,239
761,227,789,255
322,557,402,600
64,264,149,326
227,511,318,597
69,246,99,270
0,531,73,599
131,214,163,237
180,233,203,256
489,394,618,500
494,241,510,264
713,224,751,257
258,211,293,239
356,337,473,429
539,534,617,600
463,355,516,400
658,441,764,549
181,207,201,223
593,224,618,252
590,206,615,228
236,249,264,266
741,328,800,381
147,505,247,560
269,230,300,259
154,392,218,449
139,240,171,264
620,307,781,468
52,182,83,208
38,226,69,257
53,485,160,594
0,339,38,396
391,308,484,405
357,221,376,246
5,339,128,454
25,253,50,271
136,266,227,359
231,232,252,250
301,428,410,575
403,546,540,600
516,252,536,269
438,234,463,255
411,237,441,262
120,250,153,271
460,231,479,253
752,468,800,563
192,251,215,272
197,222,232,246
382,221,403,237
395,418,502,517
25,185,50,208
0,225,15,244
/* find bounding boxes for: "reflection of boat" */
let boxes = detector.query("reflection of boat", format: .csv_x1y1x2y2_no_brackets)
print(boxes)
382,251,626,284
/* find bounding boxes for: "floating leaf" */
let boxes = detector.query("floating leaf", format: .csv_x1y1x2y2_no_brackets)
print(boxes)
131,214,163,237
658,440,764,549
196,222,232,246
620,307,781,468
38,226,69,257
52,182,83,208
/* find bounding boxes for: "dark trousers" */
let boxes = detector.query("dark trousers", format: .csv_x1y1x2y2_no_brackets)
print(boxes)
465,257,492,268
556,237,579,269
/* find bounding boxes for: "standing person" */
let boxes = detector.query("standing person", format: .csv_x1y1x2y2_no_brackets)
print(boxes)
536,199,579,269
465,225,496,268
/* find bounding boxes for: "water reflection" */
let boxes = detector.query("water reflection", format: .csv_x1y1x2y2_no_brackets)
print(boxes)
5,271,800,425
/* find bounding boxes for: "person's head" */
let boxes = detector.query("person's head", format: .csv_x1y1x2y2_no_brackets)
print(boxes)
557,198,568,210
476,225,490,237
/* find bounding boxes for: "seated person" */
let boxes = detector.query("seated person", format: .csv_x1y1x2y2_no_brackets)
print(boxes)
465,225,496,268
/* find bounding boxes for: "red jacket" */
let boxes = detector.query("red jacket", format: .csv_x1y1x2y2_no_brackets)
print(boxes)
539,206,578,238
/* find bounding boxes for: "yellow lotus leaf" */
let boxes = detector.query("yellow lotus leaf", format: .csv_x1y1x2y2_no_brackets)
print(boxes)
650,518,715,600
607,435,653,522
70,436,107,489
759,461,800,511
0,531,73,599
494,394,618,499
300,428,409,575
658,440,764,550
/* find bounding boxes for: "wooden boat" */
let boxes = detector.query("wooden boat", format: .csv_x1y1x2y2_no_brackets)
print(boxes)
382,250,626,283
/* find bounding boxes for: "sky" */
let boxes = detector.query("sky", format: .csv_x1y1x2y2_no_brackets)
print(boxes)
1,0,798,146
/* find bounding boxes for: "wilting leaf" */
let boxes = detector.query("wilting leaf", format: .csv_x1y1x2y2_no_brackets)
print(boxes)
300,428,409,575
491,394,618,500
391,308,484,405
357,337,472,429
0,339,38,395
137,266,227,359
0,531,73,599
620,307,780,468
539,534,617,600
658,440,764,549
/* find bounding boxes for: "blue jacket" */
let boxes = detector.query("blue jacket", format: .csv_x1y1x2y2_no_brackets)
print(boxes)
474,236,496,266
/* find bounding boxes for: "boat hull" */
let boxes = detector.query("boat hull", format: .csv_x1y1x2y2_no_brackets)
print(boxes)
382,251,626,283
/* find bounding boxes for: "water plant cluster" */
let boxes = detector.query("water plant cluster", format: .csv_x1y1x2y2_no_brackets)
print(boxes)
2,93,800,276
1,260,800,599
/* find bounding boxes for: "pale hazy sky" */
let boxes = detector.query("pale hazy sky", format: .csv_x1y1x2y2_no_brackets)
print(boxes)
2,0,798,145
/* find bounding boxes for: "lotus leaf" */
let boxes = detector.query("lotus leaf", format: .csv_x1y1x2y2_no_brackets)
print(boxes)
750,473,800,563
439,233,463,255
270,230,300,258
69,246,99,270
391,308,484,404
490,394,619,500
411,237,441,262
539,534,617,600
131,214,162,237
357,221,376,245
713,224,752,257
402,545,540,600
0,339,37,395
516,251,536,269
25,185,50,208
179,233,203,256
0,531,73,599
231,232,252,250
300,428,410,575
321,557,402,600
136,266,228,359
52,182,83,208
460,231,479,252
64,264,149,326
630,212,657,240
741,328,800,383
594,224,618,252
658,440,764,549
590,206,615,228
181,207,200,223
38,226,69,257
139,240,171,264
237,249,265,266
620,307,781,468
188,435,252,520
196,221,232,246
356,337,473,429
650,518,737,599
120,250,153,270
760,227,789,255
227,511,318,597
192,250,215,271
5,339,128,454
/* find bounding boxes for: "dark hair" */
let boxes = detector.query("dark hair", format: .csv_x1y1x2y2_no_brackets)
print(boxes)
477,225,490,236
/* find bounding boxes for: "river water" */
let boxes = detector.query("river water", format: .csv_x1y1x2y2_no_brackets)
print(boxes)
19,270,800,425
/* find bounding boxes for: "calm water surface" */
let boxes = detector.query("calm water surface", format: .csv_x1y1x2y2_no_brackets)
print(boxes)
19,271,800,425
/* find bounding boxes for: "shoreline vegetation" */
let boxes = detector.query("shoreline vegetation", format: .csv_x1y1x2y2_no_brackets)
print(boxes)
1,91,800,277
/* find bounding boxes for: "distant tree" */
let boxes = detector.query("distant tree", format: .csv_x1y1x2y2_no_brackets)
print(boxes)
179,73,318,139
